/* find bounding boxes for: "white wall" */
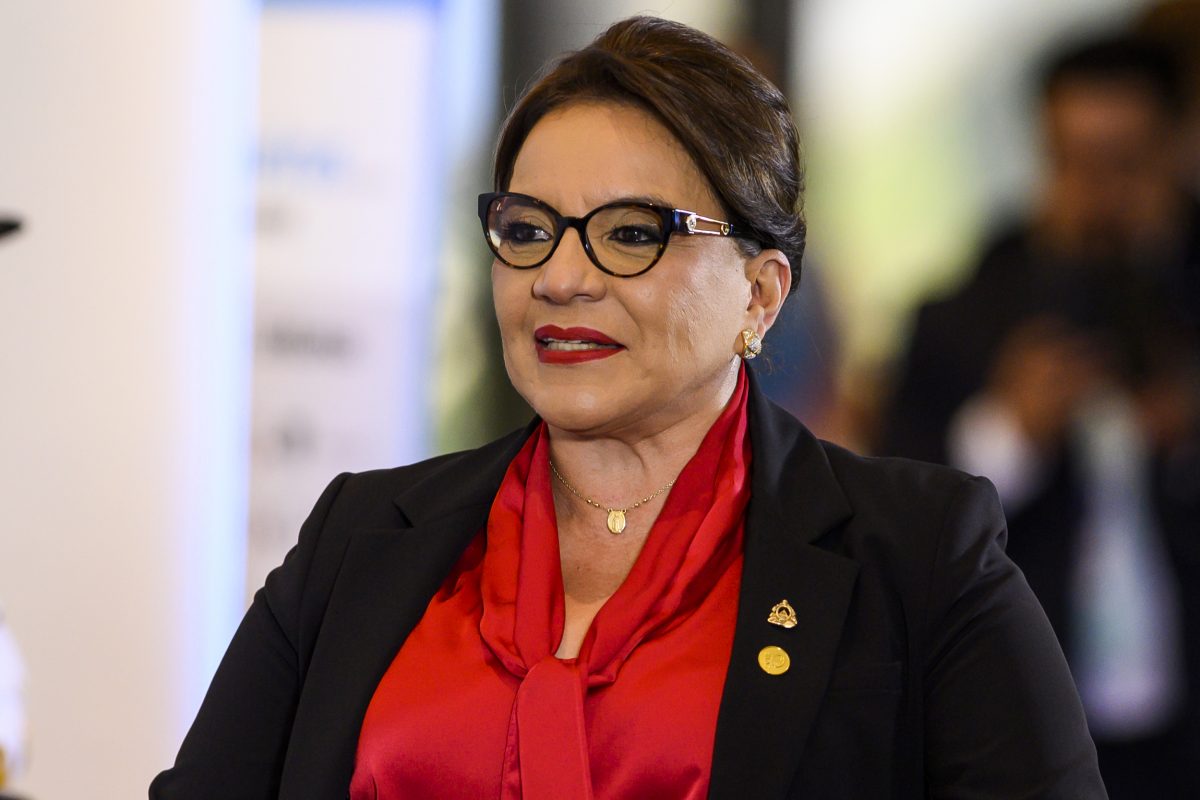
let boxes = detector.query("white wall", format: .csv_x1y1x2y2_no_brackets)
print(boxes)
0,1,256,797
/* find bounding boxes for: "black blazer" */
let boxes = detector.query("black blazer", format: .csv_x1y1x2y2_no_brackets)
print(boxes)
151,381,1106,799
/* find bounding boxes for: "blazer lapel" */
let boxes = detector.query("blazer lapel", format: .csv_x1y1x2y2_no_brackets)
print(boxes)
280,423,535,799
708,377,858,799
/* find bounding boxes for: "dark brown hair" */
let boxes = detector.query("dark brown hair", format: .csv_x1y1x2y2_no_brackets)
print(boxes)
493,16,806,291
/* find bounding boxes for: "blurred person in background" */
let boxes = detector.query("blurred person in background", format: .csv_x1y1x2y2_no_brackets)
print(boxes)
748,265,843,438
724,31,845,442
881,27,1200,798
153,16,1104,800
1138,0,1200,193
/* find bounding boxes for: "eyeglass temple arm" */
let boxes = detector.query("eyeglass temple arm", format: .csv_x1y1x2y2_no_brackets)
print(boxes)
673,210,734,237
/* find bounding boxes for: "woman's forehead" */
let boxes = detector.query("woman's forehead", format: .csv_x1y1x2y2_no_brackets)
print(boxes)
507,102,720,215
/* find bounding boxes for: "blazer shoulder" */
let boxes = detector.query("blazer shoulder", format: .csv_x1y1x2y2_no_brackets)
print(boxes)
320,423,535,531
819,439,997,520
813,440,1008,581
324,450,468,521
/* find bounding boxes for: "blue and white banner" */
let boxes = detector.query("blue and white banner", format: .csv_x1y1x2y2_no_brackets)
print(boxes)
248,0,444,590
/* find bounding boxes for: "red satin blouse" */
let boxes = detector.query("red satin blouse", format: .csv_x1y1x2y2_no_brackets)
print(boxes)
350,368,751,799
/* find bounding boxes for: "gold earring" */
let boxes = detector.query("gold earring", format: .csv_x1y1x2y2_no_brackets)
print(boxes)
740,329,762,360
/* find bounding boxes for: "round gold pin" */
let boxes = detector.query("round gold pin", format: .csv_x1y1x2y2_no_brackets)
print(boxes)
757,645,791,676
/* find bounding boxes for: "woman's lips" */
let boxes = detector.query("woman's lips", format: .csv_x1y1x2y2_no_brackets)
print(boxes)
534,325,625,364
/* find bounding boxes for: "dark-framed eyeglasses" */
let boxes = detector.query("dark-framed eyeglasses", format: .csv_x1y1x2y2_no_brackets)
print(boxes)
477,191,749,277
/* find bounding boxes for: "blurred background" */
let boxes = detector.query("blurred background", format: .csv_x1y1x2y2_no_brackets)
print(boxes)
2,0,1197,797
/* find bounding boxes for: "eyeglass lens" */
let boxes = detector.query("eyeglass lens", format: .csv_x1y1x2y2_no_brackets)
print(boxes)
485,195,666,276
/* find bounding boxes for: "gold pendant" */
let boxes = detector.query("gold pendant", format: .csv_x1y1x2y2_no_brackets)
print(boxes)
606,509,627,534
767,599,798,629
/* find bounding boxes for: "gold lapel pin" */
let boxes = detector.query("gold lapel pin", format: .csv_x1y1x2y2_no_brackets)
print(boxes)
758,645,791,675
768,599,797,629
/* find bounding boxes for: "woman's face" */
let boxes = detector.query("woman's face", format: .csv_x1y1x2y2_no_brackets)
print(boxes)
492,101,785,439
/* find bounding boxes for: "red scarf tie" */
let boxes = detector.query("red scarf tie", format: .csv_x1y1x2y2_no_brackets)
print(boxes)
479,367,751,800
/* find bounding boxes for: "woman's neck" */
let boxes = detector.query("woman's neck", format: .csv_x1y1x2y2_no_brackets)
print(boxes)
544,364,739,515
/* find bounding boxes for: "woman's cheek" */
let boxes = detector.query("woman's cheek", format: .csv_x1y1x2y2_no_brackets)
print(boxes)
661,285,711,364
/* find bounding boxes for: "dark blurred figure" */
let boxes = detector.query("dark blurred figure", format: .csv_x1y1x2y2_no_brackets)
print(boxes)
750,263,844,440
880,30,1200,799
1138,1,1200,193
727,27,848,445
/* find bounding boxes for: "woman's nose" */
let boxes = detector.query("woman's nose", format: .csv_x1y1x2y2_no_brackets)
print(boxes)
531,227,606,303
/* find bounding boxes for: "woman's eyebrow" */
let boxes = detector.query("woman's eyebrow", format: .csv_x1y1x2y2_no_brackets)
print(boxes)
584,193,674,208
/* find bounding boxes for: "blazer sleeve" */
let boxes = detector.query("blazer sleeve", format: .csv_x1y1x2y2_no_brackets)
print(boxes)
149,472,351,800
922,475,1107,799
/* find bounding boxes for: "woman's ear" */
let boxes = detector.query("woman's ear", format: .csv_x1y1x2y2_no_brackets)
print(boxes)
744,249,792,335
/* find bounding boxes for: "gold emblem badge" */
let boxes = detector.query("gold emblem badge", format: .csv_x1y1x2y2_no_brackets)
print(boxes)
767,599,797,629
757,645,791,676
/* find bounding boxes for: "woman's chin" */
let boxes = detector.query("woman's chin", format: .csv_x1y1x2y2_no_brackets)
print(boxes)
525,389,628,435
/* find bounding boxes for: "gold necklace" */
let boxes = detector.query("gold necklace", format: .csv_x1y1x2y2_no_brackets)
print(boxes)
548,460,676,534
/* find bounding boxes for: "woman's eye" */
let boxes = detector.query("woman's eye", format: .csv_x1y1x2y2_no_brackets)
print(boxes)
607,225,662,246
501,221,552,243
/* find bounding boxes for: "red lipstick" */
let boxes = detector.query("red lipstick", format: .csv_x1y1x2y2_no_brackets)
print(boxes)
534,325,625,364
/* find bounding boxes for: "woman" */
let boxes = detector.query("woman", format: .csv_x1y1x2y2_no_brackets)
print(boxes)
152,16,1106,799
